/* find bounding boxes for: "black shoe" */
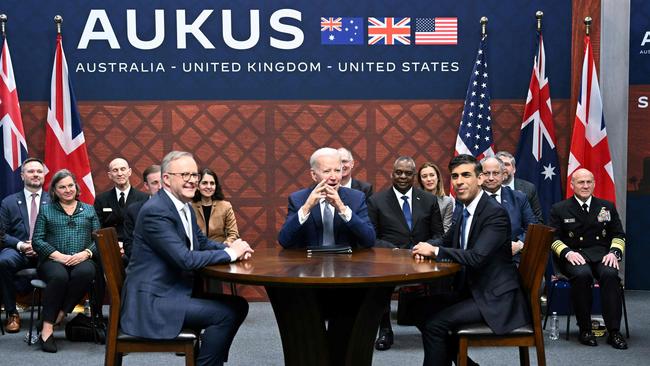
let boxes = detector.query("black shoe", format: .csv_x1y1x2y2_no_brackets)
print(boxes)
578,330,598,347
374,329,394,351
40,334,58,353
606,331,628,350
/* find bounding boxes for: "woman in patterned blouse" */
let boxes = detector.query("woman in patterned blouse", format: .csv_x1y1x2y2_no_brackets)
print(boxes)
32,169,100,353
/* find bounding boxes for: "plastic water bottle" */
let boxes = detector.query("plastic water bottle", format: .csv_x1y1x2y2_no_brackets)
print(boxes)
549,312,559,340
84,299,91,317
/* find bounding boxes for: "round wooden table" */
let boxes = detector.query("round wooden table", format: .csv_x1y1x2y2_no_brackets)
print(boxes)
202,247,460,366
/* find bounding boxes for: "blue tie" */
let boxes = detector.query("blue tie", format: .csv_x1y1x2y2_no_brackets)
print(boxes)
401,196,412,230
460,208,470,250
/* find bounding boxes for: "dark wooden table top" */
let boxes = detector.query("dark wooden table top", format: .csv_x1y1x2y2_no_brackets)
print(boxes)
202,247,460,287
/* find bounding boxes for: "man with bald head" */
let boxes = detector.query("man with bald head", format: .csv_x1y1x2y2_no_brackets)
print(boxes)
94,158,149,244
550,168,627,349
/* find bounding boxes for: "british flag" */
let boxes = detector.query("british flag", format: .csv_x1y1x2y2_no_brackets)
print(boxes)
321,17,343,32
566,34,616,202
515,31,561,222
0,33,28,200
44,33,95,204
368,17,411,45
454,35,494,160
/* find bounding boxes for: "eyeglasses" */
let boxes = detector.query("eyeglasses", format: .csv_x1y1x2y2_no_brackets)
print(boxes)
483,171,502,178
167,172,201,182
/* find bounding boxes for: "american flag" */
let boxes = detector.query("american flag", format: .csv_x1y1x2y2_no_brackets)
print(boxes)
515,31,561,222
0,34,28,200
368,17,411,45
321,17,364,45
415,17,458,45
566,34,615,202
455,35,494,159
44,33,95,204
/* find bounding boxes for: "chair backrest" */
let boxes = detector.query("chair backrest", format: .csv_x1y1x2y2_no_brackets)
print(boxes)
93,227,124,334
519,224,555,318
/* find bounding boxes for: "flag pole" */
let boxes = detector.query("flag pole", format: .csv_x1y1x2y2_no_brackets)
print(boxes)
584,16,591,36
0,14,7,37
54,15,63,34
480,16,488,37
536,11,543,32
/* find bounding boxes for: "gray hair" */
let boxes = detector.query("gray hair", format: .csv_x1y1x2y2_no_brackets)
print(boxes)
480,156,505,172
393,156,416,170
337,147,353,162
310,147,341,170
161,151,194,173
495,151,516,167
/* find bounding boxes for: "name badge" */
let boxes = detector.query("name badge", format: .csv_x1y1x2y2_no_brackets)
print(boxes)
564,218,576,223
103,208,113,212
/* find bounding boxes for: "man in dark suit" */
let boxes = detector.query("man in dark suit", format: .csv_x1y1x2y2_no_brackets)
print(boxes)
481,157,537,260
122,164,161,263
93,158,149,246
338,147,373,200
412,154,530,366
0,158,50,333
120,151,254,366
496,151,543,223
367,156,444,350
278,147,375,248
549,168,627,350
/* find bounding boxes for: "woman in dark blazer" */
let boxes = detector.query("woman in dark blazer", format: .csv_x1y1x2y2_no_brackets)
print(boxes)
32,169,100,353
190,168,239,244
418,162,454,233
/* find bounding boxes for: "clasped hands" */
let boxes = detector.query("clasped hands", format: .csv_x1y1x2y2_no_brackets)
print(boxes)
301,179,346,215
229,238,254,261
412,242,439,261
19,240,38,257
53,250,92,266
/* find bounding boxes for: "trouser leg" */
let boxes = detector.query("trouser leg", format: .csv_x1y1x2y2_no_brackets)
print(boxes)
183,295,249,366
416,297,483,366
0,248,29,315
560,260,594,331
593,261,622,332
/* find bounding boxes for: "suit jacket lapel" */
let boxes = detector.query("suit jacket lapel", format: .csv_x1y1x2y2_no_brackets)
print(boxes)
387,190,409,230
466,194,489,249
411,189,423,229
17,192,30,234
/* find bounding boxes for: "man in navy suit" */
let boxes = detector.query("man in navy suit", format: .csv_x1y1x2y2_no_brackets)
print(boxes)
481,157,537,261
0,158,50,333
496,151,543,223
278,147,375,248
367,156,444,350
412,154,529,366
120,151,254,366
277,147,375,361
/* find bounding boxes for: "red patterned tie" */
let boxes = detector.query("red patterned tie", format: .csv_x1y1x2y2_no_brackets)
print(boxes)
29,193,38,240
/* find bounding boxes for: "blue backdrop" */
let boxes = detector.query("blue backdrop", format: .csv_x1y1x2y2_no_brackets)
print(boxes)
3,0,571,101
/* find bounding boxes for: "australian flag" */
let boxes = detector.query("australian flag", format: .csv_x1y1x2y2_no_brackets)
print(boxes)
515,30,561,223
454,34,494,159
321,17,364,45
0,34,28,200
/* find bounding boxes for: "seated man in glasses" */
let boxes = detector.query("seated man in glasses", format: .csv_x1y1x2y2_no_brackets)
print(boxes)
121,151,254,366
